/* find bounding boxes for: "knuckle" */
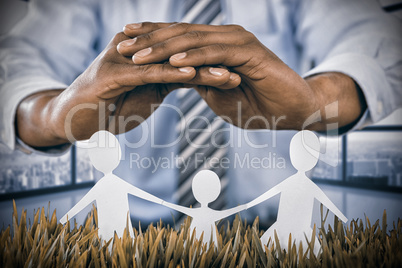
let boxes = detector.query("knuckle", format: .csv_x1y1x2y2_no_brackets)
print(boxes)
138,65,153,84
141,64,155,74
141,21,161,31
244,30,256,42
112,32,128,44
228,24,245,32
159,64,172,83
103,47,117,60
139,64,173,84
198,49,209,65
138,32,153,43
141,21,151,27
215,43,229,52
187,31,205,41
172,22,190,32
155,41,168,52
143,21,163,32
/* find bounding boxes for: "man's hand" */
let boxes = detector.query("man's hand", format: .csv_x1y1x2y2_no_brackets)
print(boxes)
16,32,239,148
119,22,365,131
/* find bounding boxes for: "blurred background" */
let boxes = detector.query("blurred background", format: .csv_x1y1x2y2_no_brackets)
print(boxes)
0,0,401,230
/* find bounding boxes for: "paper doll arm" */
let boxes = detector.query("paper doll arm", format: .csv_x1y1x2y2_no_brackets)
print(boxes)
124,181,164,205
313,185,348,222
215,204,247,221
60,187,97,224
161,201,194,217
246,186,281,209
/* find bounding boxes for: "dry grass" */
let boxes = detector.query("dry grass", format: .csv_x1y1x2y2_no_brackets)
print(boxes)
1,200,401,267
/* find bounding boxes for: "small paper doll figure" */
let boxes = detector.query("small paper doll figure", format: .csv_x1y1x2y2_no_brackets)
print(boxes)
60,131,163,242
246,130,347,254
162,170,247,246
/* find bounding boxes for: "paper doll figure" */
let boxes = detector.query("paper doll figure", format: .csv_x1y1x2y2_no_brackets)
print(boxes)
162,170,246,246
60,131,163,242
246,130,347,254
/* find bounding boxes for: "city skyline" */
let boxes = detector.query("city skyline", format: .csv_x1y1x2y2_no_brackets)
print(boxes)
1,132,401,194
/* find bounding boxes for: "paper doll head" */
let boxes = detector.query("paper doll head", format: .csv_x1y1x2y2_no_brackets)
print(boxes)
290,130,320,172
88,130,121,174
192,170,221,205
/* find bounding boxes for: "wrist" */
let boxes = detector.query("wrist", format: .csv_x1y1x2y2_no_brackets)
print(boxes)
46,92,72,143
304,72,364,132
16,90,70,147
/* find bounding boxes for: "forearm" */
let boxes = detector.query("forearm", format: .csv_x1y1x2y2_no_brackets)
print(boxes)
15,89,70,148
15,84,115,148
304,72,367,132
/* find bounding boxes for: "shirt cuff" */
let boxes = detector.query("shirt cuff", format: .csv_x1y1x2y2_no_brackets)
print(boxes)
0,76,67,151
303,53,395,133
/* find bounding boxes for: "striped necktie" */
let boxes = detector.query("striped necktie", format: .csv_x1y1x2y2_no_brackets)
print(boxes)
172,0,229,217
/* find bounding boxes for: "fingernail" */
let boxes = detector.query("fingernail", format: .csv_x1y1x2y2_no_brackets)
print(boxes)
171,52,187,61
120,38,137,47
179,67,193,73
124,23,142,30
134,47,152,58
209,67,228,76
230,73,239,80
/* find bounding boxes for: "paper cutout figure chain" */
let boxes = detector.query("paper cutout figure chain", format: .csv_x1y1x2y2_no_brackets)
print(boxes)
60,131,164,241
246,130,348,254
162,170,246,246
60,131,245,245
60,130,347,253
